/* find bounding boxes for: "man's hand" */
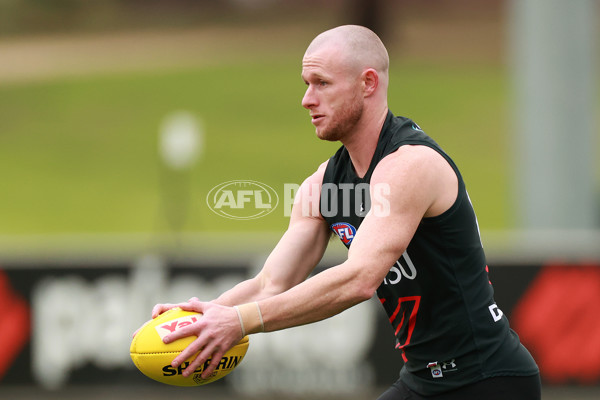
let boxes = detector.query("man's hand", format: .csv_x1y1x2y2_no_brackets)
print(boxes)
151,298,244,378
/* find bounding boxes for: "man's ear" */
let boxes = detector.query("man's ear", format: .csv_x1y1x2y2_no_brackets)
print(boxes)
362,68,379,97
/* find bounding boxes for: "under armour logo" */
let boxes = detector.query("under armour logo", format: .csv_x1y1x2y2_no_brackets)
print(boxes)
441,359,457,370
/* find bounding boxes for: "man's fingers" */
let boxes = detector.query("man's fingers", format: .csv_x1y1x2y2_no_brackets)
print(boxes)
163,322,200,344
200,348,226,379
181,345,213,377
178,299,205,313
152,300,196,319
171,336,203,368
152,303,177,318
181,346,225,378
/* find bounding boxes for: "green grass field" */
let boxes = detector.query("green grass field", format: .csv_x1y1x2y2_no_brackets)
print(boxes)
0,58,512,235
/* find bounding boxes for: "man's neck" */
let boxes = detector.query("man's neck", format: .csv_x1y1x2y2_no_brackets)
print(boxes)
342,107,388,178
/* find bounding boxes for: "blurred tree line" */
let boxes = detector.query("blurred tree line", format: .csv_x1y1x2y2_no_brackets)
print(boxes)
0,0,250,36
0,0,392,38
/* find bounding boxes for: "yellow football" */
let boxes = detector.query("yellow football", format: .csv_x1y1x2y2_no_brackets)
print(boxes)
130,307,249,386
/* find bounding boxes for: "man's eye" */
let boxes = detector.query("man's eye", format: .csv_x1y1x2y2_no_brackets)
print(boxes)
319,80,328,86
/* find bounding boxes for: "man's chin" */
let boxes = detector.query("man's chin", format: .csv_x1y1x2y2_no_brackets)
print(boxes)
316,129,341,142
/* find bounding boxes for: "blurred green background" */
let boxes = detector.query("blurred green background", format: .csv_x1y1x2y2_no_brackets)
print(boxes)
0,0,594,237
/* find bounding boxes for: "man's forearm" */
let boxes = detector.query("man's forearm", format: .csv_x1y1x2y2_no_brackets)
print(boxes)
211,277,263,306
257,260,374,333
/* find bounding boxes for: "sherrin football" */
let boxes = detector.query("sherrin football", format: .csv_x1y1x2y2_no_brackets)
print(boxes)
130,307,249,386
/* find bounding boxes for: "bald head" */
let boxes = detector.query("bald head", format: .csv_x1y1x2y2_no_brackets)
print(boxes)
305,25,389,79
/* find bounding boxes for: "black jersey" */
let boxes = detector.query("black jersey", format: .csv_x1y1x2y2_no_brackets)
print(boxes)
320,111,538,396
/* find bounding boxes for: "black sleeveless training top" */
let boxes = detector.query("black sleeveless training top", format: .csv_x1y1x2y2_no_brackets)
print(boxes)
320,111,538,395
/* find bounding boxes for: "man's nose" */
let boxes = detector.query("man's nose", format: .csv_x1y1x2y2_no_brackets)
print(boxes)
302,86,317,109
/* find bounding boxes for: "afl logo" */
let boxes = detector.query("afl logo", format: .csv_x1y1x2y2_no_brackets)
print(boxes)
206,180,279,220
331,222,356,245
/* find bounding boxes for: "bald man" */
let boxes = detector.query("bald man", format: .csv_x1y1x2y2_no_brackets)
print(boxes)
148,26,540,399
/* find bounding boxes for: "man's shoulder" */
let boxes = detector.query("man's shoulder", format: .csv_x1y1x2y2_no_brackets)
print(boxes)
372,145,459,218
375,145,444,176
384,111,417,133
371,145,455,191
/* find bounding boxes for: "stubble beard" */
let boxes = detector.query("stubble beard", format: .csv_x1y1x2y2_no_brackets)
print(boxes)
316,95,364,142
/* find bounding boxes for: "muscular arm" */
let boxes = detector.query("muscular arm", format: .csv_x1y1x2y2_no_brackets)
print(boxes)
257,145,457,331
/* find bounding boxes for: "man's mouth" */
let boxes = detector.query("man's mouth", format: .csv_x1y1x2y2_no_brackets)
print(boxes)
311,114,325,123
